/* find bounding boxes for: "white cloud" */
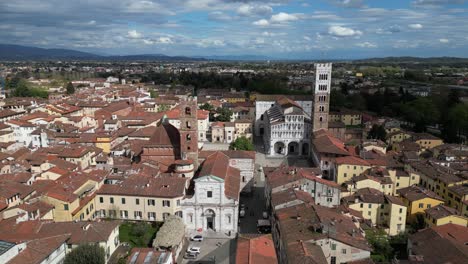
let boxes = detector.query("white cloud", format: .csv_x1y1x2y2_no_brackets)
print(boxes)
157,37,173,44
356,41,377,48
271,12,300,23
408,23,423,29
303,36,311,41
439,38,450,43
253,19,270,26
237,4,272,16
328,25,363,37
127,30,142,39
197,39,226,48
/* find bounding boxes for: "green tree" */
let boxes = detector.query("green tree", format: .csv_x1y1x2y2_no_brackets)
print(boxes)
11,79,32,97
199,102,214,112
149,89,157,98
229,136,254,151
330,90,346,110
401,97,440,132
215,107,233,122
365,229,393,262
367,124,387,141
64,244,105,264
66,82,75,94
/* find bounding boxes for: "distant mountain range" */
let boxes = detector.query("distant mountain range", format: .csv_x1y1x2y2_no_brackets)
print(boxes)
1,44,468,63
0,44,205,61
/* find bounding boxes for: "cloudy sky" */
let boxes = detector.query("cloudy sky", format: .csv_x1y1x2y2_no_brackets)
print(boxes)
1,0,468,59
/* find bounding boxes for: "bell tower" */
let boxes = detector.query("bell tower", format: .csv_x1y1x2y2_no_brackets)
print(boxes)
313,63,332,132
179,97,199,168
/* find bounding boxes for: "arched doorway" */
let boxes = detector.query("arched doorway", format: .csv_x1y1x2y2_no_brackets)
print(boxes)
302,143,309,156
274,142,286,155
288,142,300,155
259,124,265,136
204,209,216,231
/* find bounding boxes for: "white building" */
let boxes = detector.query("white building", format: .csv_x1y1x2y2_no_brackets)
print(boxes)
255,63,332,157
263,97,312,156
182,152,240,236
255,94,312,138
6,120,36,147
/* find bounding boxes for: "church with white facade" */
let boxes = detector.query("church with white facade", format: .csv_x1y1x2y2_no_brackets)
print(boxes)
255,63,333,157
181,152,241,236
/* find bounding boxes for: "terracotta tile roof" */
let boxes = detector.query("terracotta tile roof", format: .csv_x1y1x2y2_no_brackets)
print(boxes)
409,224,468,264
128,126,157,138
425,204,461,220
335,156,370,166
271,188,314,208
58,145,92,158
147,123,180,147
37,221,120,244
276,203,371,260
221,150,256,160
7,234,70,264
236,234,278,264
16,201,54,218
410,161,464,184
39,170,108,203
0,181,34,200
312,129,350,156
97,174,187,198
0,172,32,184
199,151,241,200
397,186,444,202
265,165,326,189
343,188,386,204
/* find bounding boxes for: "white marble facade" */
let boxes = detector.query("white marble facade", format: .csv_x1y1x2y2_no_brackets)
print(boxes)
182,176,238,235
263,103,312,156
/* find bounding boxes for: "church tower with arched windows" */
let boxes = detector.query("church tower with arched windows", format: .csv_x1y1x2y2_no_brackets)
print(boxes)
313,63,332,132
179,97,199,168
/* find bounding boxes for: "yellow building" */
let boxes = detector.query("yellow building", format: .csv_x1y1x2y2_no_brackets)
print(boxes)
425,204,468,227
95,175,188,222
412,133,444,150
446,184,468,213
397,185,444,223
58,145,99,170
329,110,362,126
343,188,407,236
409,162,468,202
386,130,412,146
96,134,114,153
224,93,246,103
334,156,371,185
344,173,394,196
40,170,107,222
234,120,253,140
387,169,420,193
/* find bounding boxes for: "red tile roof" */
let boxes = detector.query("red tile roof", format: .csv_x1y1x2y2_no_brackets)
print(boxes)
335,156,370,166
7,234,70,264
236,234,278,264
199,152,241,200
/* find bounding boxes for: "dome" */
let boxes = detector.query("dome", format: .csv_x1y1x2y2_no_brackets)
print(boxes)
148,123,180,147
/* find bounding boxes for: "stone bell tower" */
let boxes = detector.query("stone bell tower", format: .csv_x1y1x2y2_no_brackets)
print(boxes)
312,63,332,132
179,97,199,168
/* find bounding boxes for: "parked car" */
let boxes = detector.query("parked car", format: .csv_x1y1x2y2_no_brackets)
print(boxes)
187,247,201,255
190,235,203,242
262,211,268,219
184,253,197,259
240,203,246,209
